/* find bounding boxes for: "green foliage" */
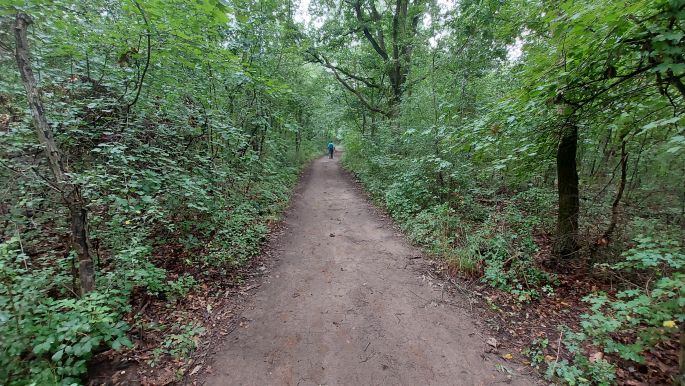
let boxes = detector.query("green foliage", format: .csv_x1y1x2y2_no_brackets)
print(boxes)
150,322,205,366
546,238,683,384
205,202,270,267
105,242,166,295
0,239,132,384
522,337,549,370
614,237,684,272
546,330,617,386
164,275,197,302
581,238,684,362
1,0,325,384
403,204,457,254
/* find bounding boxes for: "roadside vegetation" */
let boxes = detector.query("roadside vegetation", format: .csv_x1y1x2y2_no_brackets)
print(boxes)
0,1,332,383
311,0,683,384
1,0,683,385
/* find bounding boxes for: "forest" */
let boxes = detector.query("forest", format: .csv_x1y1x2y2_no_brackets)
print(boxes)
0,0,683,385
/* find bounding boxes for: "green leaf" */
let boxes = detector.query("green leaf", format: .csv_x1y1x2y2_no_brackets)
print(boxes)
52,349,64,362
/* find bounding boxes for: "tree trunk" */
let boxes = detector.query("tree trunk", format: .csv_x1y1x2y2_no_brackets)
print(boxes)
554,122,580,260
679,319,685,386
589,140,629,259
349,0,422,118
602,140,628,242
14,13,95,294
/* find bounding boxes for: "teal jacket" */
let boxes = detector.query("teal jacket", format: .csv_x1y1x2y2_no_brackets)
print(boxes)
327,143,335,151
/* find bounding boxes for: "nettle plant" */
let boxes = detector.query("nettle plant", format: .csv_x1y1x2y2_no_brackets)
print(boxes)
548,236,684,384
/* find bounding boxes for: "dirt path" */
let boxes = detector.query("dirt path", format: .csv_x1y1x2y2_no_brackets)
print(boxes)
203,155,535,386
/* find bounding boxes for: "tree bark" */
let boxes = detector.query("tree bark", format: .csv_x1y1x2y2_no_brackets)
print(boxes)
679,319,685,386
351,0,423,116
554,122,580,260
590,140,629,258
14,13,95,294
602,140,628,242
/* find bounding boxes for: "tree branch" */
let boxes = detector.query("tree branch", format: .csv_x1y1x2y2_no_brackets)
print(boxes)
306,48,389,116
667,68,685,100
352,0,389,61
127,0,151,111
561,64,655,108
307,50,381,89
331,68,389,116
368,1,386,52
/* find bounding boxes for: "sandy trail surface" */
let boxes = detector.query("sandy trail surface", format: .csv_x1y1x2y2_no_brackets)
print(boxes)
204,155,534,386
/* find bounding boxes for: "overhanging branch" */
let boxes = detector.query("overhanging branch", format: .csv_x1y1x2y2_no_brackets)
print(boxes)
352,0,389,61
306,50,389,117
308,51,380,89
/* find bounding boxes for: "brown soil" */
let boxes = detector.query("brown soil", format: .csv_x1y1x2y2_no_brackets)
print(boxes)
194,155,539,386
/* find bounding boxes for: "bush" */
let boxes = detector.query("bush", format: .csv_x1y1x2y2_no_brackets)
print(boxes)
583,238,683,361
403,204,459,254
0,238,132,385
343,131,554,299
548,237,684,384
547,329,617,386
205,202,269,267
150,322,205,366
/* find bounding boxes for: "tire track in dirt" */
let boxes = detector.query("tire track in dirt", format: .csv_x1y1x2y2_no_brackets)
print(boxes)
203,155,536,386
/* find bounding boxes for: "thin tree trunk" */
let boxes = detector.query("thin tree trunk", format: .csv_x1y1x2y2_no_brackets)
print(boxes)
679,319,685,386
14,13,95,294
602,140,628,242
361,110,366,135
554,122,580,261
590,140,629,258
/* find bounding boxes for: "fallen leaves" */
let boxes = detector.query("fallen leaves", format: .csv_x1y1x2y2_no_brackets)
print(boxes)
589,352,604,362
189,365,202,376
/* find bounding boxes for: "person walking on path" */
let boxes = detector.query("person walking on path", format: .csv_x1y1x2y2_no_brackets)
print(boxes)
327,142,335,159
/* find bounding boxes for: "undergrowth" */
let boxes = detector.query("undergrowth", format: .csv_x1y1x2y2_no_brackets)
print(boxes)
1,145,316,384
342,131,683,385
343,137,555,300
